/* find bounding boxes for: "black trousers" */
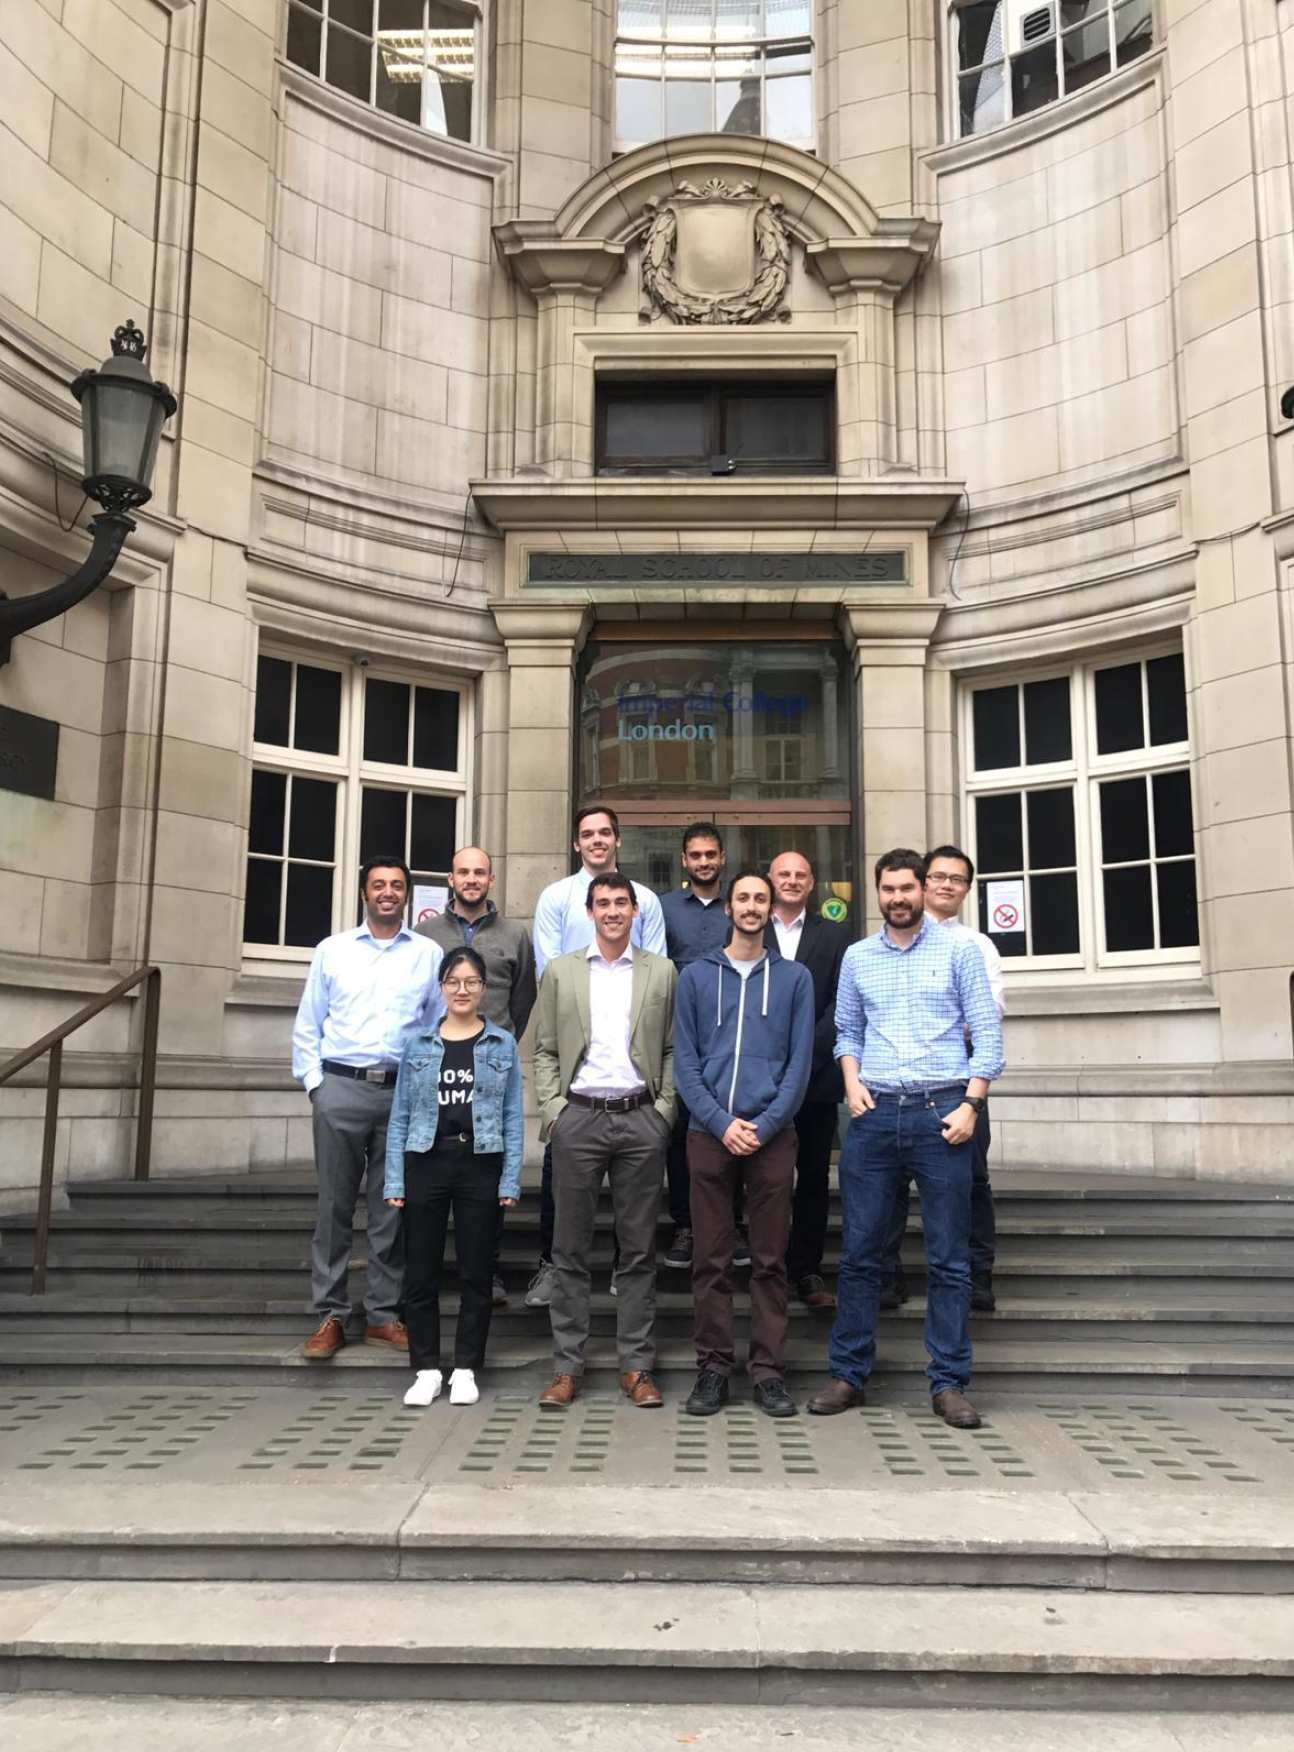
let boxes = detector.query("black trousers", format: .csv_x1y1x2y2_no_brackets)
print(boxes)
665,1097,692,1230
881,1103,996,1290
402,1140,501,1371
785,1099,841,1283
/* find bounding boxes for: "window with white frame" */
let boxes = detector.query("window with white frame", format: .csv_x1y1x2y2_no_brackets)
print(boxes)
285,0,484,142
963,649,1198,968
951,0,1154,139
615,1,814,153
244,651,470,957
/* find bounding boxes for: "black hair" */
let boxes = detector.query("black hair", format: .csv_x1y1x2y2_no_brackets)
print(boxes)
873,848,927,886
574,803,620,837
359,854,411,893
439,945,488,986
924,844,975,884
586,870,635,908
681,821,724,853
726,866,772,904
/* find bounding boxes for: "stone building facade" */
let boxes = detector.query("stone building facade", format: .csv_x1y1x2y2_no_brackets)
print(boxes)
2,0,1293,1205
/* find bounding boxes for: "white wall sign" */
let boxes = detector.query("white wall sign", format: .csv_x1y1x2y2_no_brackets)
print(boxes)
985,879,1025,935
413,883,449,925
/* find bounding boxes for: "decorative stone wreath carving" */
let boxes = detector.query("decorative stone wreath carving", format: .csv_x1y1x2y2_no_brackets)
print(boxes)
638,177,791,326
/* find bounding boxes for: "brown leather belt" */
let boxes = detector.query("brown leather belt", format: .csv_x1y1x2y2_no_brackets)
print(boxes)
567,1090,651,1114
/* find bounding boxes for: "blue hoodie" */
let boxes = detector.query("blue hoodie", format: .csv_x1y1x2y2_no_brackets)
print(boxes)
673,947,815,1145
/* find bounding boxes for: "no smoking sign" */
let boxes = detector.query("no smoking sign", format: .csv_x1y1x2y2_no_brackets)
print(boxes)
984,879,1025,935
992,901,1019,931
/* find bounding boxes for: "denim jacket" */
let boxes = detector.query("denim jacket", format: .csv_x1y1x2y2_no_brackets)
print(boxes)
384,1019,523,1202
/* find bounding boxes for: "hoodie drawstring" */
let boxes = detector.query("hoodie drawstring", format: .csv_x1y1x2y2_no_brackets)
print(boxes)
761,957,769,1017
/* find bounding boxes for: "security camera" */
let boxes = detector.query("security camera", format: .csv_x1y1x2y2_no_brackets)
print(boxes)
1282,386,1294,424
354,654,370,668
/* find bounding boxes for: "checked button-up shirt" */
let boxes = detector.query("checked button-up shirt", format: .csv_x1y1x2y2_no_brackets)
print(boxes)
833,914,1005,1093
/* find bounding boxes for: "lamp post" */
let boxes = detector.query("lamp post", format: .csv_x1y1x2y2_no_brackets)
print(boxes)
0,320,177,666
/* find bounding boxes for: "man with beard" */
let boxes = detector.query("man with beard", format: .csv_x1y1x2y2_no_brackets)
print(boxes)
808,849,1003,1430
416,845,537,1307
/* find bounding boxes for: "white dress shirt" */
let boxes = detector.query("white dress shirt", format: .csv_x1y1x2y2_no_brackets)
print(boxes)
291,923,445,1093
772,908,806,961
532,868,666,980
936,915,1007,1017
568,944,645,1098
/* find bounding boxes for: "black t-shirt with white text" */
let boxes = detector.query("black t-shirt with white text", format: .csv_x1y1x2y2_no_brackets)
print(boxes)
436,1028,483,1141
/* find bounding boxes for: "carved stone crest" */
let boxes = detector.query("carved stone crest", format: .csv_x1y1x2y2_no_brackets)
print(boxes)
639,178,791,326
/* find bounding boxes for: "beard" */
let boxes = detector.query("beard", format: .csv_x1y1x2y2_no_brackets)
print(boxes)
881,897,923,926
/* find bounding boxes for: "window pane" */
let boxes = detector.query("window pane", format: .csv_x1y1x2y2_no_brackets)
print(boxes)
1023,676,1071,764
249,768,286,856
960,63,1005,134
717,0,762,34
1114,0,1154,63
288,776,337,862
1011,40,1059,118
426,4,475,141
411,792,457,871
326,21,372,100
1147,651,1187,745
972,685,1020,770
361,786,407,860
976,791,1024,872
375,24,424,124
1027,786,1076,868
1099,775,1150,864
1152,768,1194,857
1157,860,1199,949
1031,870,1080,954
413,687,460,770
765,71,812,140
380,0,423,23
332,0,374,29
1103,864,1154,953
364,677,411,763
765,42,811,73
717,72,761,132
243,859,282,945
1094,662,1144,754
666,69,713,133
766,0,811,34
724,392,829,466
1061,17,1110,93
286,4,324,73
285,863,334,948
666,0,714,40
617,74,662,140
603,396,707,462
294,663,342,755
254,656,291,746
619,0,663,32
958,0,1004,69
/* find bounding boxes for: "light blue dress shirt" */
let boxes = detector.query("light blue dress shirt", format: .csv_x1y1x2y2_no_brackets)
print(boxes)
532,869,666,980
833,915,1004,1092
291,924,446,1094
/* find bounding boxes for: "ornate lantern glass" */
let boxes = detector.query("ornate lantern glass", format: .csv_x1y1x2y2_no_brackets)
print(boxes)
70,321,177,515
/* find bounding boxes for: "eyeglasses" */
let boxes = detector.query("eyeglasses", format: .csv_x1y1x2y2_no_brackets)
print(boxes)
443,978,484,992
926,873,971,888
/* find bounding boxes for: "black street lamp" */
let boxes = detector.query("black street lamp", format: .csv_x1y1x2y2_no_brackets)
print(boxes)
0,320,177,665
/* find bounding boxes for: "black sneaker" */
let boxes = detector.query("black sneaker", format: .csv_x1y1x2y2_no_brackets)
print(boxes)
971,1278,997,1313
753,1377,797,1418
685,1370,730,1417
664,1227,693,1270
879,1275,909,1311
732,1224,752,1269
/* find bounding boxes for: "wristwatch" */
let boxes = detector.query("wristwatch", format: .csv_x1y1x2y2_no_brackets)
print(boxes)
962,1095,987,1114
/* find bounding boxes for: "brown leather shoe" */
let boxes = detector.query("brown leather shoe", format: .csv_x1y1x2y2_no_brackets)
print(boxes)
364,1319,409,1351
796,1274,837,1312
302,1316,346,1361
539,1373,579,1409
621,1369,663,1408
807,1377,867,1416
932,1388,981,1428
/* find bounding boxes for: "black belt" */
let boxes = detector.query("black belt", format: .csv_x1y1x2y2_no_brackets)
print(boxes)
871,1083,967,1104
322,1060,399,1088
567,1089,651,1113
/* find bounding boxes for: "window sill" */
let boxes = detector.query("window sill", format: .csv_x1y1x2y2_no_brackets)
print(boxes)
277,62,510,179
229,969,309,1008
1003,975,1215,1018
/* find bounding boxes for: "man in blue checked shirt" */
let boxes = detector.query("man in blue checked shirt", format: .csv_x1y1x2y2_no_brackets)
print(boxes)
808,847,1004,1430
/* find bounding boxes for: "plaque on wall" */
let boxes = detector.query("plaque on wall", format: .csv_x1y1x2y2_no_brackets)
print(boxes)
527,552,906,586
0,703,59,800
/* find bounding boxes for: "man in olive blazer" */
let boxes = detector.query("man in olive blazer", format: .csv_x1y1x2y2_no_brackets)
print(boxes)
533,872,676,1409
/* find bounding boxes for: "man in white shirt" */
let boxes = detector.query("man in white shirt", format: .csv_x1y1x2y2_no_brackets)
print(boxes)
291,856,444,1360
880,843,1007,1313
524,804,667,1308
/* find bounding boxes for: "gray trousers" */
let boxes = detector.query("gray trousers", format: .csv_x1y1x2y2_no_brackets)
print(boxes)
310,1073,403,1326
550,1101,666,1377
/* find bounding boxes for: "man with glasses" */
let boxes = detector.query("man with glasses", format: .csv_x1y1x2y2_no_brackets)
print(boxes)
879,845,1006,1313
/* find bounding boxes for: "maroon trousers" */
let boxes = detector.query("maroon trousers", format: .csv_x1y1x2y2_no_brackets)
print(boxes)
687,1125,798,1381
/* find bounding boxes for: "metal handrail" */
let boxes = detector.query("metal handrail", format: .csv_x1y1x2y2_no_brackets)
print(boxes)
0,965,160,1294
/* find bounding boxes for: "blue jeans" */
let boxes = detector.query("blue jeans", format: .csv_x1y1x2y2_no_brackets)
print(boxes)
882,1103,995,1290
828,1087,974,1396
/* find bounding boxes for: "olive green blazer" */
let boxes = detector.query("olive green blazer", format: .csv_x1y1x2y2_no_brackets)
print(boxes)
532,947,677,1141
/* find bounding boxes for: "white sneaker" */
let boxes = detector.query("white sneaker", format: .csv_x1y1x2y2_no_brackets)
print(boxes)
403,1369,442,1407
449,1368,479,1406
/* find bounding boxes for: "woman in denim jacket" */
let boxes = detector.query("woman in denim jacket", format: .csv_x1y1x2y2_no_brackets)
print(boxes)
385,946,523,1408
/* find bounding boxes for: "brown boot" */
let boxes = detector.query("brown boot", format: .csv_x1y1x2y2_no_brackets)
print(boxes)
807,1378,867,1415
621,1369,663,1408
364,1320,409,1351
539,1373,580,1409
302,1316,346,1361
932,1388,981,1429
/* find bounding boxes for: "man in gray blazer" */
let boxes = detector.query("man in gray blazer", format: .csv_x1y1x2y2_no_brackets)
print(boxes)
532,872,677,1410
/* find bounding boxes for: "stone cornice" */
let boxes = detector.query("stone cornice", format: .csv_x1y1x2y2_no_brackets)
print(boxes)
471,476,963,532
494,226,627,297
807,226,941,298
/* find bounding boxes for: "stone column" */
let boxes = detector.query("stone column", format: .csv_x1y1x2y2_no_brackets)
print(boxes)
490,604,592,920
841,602,943,932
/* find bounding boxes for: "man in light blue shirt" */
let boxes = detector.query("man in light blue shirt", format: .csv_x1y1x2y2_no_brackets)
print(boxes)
292,855,444,1361
808,848,1004,1430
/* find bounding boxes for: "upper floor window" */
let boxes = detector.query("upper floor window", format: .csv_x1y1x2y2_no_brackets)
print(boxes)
596,376,834,474
285,0,483,142
952,0,1154,138
615,1,814,153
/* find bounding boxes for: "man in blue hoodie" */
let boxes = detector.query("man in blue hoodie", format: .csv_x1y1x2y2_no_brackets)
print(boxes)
673,868,815,1419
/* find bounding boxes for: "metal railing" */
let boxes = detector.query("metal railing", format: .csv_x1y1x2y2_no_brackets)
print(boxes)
0,965,160,1294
